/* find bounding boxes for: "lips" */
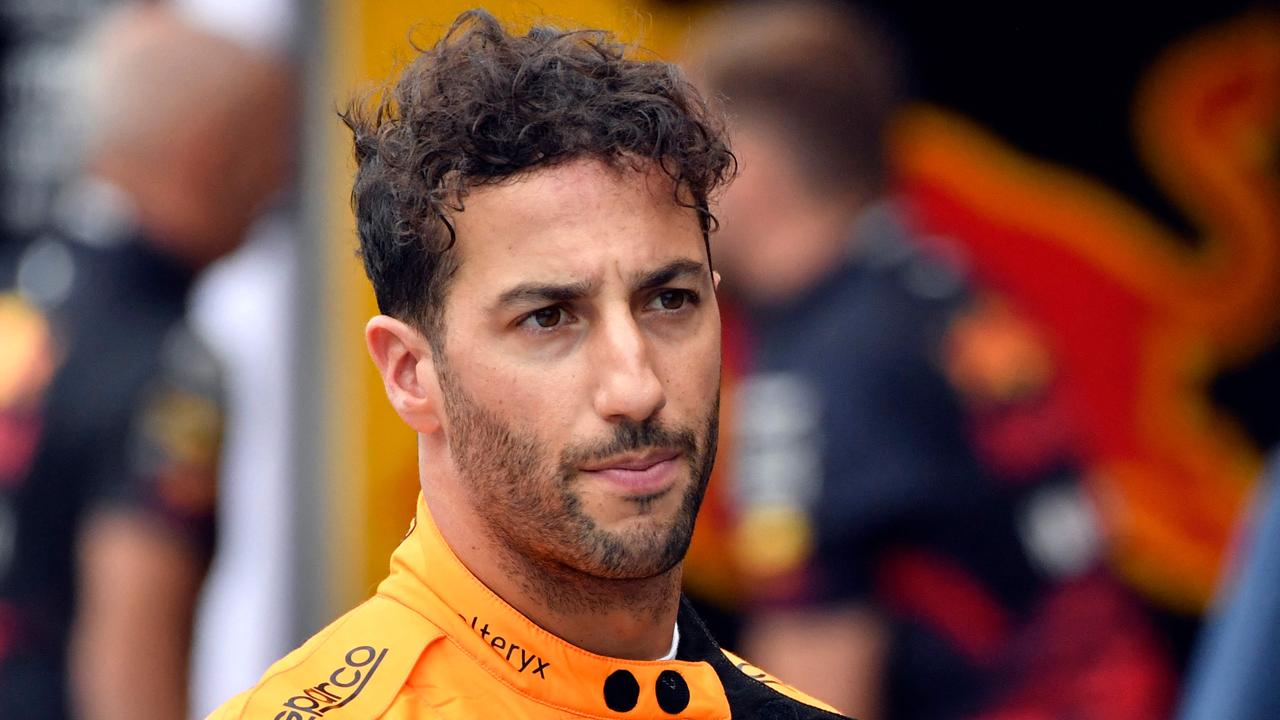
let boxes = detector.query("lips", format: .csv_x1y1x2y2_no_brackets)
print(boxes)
579,449,681,495
580,449,679,473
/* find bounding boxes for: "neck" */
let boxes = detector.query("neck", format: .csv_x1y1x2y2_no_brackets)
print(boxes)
498,549,683,660
420,441,682,661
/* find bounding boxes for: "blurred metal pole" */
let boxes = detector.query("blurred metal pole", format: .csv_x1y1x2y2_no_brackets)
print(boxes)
292,0,351,642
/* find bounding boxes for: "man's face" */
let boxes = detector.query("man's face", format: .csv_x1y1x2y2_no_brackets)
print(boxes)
434,158,722,582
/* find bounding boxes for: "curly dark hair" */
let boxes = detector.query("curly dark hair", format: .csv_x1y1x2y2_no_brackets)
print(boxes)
341,9,735,348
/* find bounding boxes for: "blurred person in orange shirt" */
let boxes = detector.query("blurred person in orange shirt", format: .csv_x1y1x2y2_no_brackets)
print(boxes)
0,4,291,718
686,2,1174,719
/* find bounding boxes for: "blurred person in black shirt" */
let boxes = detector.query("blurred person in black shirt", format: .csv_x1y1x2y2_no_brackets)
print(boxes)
0,4,291,718
686,2,1174,719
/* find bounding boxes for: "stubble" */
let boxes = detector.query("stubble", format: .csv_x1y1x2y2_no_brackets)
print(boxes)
436,357,719,614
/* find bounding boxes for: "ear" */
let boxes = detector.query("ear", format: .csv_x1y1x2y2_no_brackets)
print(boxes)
712,270,722,291
365,315,442,434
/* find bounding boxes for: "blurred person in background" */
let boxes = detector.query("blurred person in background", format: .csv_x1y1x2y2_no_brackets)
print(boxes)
0,3,291,718
686,2,1174,718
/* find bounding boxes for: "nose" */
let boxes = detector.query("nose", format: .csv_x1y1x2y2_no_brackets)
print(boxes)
591,311,666,424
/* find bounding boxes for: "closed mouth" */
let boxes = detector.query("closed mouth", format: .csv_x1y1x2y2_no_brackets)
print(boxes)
579,448,680,473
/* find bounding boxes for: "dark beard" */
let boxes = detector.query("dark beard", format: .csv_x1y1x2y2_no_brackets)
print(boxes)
436,358,718,597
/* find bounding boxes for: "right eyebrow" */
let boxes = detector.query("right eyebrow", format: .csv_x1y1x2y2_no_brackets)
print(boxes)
493,278,597,310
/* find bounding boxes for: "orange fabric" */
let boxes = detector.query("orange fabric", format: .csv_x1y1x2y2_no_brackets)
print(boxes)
209,495,839,719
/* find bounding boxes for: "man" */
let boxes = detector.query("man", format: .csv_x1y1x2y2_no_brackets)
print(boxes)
685,3,1173,719
0,5,291,719
211,9,849,720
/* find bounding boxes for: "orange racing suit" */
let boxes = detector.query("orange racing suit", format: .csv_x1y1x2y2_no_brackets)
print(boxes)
209,495,849,719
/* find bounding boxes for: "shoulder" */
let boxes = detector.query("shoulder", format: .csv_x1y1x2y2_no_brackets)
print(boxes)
718,648,851,719
208,595,445,720
852,212,973,339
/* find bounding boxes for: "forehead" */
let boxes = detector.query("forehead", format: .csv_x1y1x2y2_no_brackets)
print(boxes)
447,158,705,294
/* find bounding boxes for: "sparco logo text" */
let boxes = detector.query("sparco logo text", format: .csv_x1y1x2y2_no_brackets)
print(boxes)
274,645,388,719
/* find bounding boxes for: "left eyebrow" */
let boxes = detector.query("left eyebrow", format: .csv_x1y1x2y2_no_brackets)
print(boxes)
632,259,708,291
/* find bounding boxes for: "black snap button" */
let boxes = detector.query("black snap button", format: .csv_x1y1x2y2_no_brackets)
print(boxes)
603,669,640,712
655,670,690,714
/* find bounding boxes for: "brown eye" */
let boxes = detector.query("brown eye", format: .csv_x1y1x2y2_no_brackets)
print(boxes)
532,306,563,328
657,290,688,310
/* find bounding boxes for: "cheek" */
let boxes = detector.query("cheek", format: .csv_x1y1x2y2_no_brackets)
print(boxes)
693,321,722,378
664,324,722,409
466,360,583,434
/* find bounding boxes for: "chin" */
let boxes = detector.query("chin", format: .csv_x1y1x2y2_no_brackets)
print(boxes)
556,460,707,579
593,486,682,528
608,510,679,538
574,514,692,580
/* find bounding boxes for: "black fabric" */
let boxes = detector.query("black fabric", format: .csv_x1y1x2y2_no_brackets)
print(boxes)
676,597,854,720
